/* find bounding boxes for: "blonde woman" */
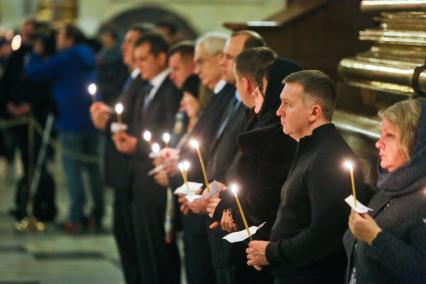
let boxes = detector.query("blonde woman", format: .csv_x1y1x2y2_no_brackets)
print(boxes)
344,98,426,284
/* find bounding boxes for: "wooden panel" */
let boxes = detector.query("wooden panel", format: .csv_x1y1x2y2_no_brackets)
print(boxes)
225,0,374,80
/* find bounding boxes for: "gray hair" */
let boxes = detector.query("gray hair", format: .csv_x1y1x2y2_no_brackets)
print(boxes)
196,31,229,56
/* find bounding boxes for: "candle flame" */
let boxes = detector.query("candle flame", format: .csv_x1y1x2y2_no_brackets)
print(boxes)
182,160,190,171
115,103,124,114
88,83,97,95
230,183,239,196
343,160,354,170
162,132,171,144
152,143,160,153
178,161,191,171
143,130,152,142
11,35,21,51
178,162,184,171
189,139,199,149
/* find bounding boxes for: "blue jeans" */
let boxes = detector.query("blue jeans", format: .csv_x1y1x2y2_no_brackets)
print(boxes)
59,131,104,224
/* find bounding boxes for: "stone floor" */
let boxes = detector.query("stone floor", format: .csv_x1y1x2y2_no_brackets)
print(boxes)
0,155,125,284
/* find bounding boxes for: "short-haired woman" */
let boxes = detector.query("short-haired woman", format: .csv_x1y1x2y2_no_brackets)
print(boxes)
344,98,426,284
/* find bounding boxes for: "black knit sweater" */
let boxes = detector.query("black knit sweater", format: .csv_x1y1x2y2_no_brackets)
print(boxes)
265,124,367,282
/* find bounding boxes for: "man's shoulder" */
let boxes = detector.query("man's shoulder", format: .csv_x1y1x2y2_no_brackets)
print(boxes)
219,83,236,96
159,76,179,93
305,127,355,168
207,83,235,108
317,134,353,160
155,77,181,106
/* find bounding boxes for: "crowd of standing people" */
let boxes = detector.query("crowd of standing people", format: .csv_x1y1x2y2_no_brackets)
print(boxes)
0,17,425,284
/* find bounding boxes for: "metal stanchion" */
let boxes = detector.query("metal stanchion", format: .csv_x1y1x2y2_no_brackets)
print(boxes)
15,116,46,232
0,115,100,232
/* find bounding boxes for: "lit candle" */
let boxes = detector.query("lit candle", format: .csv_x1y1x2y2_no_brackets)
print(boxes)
190,139,210,192
178,161,191,192
88,83,97,103
151,142,161,154
344,160,357,207
11,34,21,51
114,103,124,124
231,184,253,241
162,132,171,147
143,130,152,145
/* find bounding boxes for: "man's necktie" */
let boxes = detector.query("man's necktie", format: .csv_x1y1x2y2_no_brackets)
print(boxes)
215,96,240,139
143,82,154,110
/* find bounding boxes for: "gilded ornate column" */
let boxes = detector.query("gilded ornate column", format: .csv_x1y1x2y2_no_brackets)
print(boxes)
35,0,78,23
339,0,426,96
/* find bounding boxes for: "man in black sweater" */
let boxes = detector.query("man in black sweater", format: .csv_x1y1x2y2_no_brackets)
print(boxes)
246,70,366,284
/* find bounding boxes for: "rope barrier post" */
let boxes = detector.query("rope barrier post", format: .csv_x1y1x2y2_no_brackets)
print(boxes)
0,116,100,231
15,116,45,232
28,116,34,204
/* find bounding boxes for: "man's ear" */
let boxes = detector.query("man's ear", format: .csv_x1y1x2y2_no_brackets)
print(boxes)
157,52,168,66
241,76,251,93
246,78,257,94
309,104,322,122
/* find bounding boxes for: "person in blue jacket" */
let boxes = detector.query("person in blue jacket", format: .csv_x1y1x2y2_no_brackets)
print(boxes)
25,24,104,234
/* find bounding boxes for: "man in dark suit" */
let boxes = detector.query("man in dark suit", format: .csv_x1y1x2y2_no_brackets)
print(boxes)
156,32,233,284
184,30,266,284
112,33,182,284
90,24,153,284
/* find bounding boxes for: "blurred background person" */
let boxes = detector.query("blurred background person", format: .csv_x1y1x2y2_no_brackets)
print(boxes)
96,28,128,106
0,30,16,180
153,75,206,284
167,41,196,144
169,41,195,89
25,24,104,234
179,75,201,135
156,20,180,45
0,19,57,223
0,31,13,78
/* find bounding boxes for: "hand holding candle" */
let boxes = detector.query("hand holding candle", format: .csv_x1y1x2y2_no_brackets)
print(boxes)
231,184,253,242
344,160,357,207
190,139,210,192
88,83,97,103
115,103,124,124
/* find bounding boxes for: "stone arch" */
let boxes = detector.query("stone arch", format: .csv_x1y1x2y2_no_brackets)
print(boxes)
98,5,198,41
